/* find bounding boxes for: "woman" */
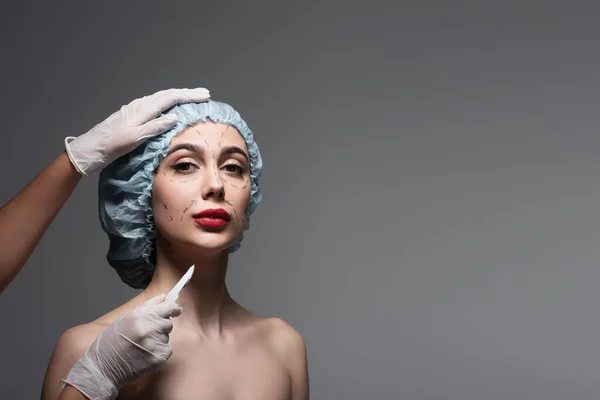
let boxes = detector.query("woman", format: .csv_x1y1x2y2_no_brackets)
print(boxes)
42,100,309,399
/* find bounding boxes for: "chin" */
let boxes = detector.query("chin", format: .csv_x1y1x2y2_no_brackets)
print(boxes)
156,223,242,255
181,231,241,254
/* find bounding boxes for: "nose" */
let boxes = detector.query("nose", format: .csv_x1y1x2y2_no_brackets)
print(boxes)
201,165,225,201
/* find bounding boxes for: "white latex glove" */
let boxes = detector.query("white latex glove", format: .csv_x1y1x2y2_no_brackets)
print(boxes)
61,294,182,400
65,87,210,175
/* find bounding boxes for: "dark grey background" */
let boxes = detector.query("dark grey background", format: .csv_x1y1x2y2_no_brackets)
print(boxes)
2,1,600,399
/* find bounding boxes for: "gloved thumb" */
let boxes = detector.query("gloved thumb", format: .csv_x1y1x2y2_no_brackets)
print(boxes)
136,115,178,141
144,294,167,305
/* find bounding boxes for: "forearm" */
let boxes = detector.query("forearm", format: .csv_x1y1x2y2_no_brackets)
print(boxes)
0,151,82,292
57,385,90,400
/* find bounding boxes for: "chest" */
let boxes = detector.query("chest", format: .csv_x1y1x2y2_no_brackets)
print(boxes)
118,338,291,400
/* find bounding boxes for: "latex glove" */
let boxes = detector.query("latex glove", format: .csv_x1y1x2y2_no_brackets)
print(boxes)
61,294,182,400
65,87,210,175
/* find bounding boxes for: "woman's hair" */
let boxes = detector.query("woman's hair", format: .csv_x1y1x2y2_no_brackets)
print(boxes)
98,100,263,289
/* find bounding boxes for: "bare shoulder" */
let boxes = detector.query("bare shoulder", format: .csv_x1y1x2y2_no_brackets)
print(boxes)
92,292,149,325
56,322,107,352
261,318,307,365
261,318,309,399
41,295,144,400
41,322,107,400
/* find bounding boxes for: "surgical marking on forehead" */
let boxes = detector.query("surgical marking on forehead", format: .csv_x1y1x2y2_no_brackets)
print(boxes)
195,129,203,136
218,125,230,148
203,139,210,148
163,204,169,211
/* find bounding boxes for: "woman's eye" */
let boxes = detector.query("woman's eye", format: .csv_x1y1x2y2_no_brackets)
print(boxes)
172,162,198,174
222,163,245,176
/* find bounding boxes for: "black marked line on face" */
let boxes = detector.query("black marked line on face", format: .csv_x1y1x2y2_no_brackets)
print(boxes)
169,215,173,222
163,204,169,211
180,214,185,222
220,125,229,138
212,159,221,185
224,200,233,207
204,139,210,148
232,208,240,222
182,206,189,214
195,129,203,136
190,199,198,206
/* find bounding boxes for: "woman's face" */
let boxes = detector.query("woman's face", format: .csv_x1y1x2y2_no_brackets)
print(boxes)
152,121,252,254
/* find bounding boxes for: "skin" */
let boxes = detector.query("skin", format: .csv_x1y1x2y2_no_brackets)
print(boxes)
42,121,309,400
0,153,82,293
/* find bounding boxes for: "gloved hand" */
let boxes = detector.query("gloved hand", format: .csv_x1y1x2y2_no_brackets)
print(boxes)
61,294,182,400
65,87,210,175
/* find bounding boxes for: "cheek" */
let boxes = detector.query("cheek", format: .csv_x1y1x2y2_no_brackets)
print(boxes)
152,178,198,225
226,188,252,226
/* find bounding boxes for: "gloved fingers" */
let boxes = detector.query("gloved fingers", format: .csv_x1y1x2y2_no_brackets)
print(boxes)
150,314,174,335
153,342,173,363
150,88,210,113
133,339,172,363
125,88,209,126
151,300,183,319
116,330,158,355
138,330,171,354
140,311,174,336
150,87,195,98
140,88,210,123
156,332,170,344
151,87,210,110
136,115,178,141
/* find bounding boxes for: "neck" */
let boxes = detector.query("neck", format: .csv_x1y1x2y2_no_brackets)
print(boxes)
144,237,236,337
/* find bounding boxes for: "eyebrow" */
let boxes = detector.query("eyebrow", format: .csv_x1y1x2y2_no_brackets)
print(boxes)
166,143,204,157
221,146,249,164
166,143,249,163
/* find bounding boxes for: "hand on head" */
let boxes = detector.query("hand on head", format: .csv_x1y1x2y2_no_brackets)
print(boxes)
65,88,211,175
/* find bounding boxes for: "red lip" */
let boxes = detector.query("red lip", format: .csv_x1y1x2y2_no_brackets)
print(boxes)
193,208,231,220
193,208,231,228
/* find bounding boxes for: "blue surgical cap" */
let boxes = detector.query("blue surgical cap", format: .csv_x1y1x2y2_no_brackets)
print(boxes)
98,100,263,289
